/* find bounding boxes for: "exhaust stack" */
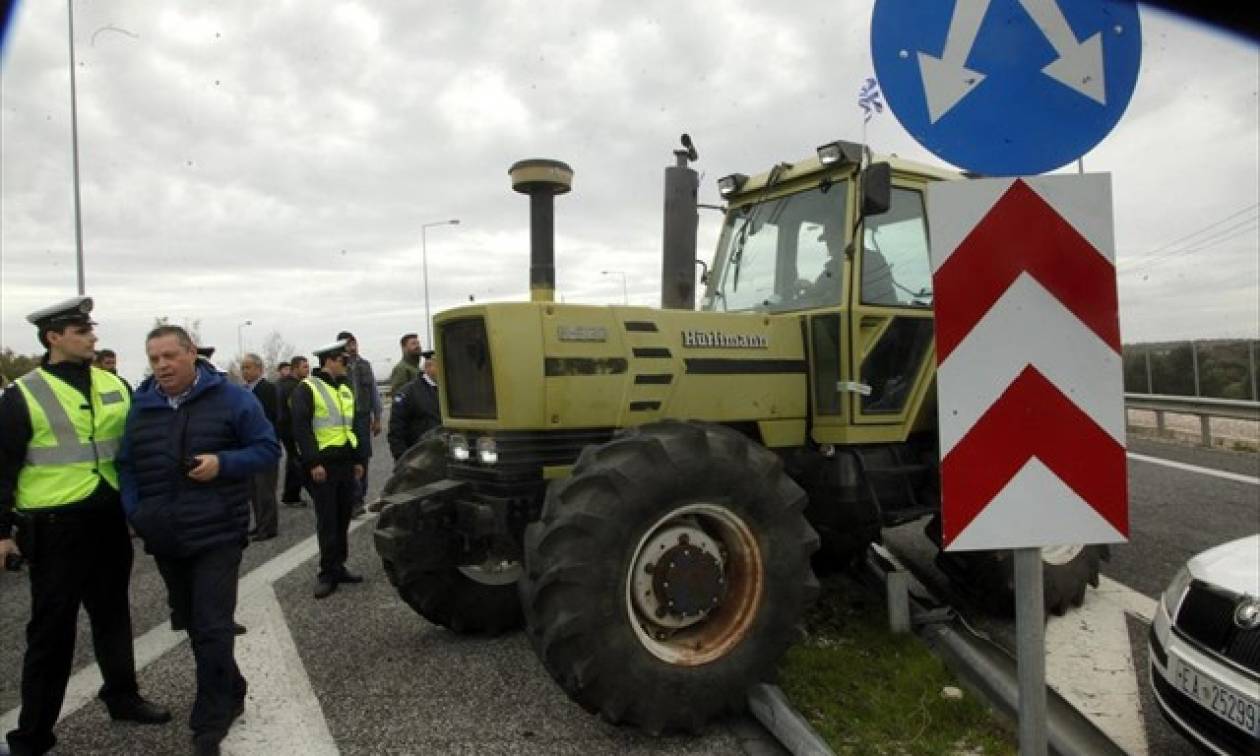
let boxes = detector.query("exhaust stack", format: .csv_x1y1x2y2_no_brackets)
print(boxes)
509,159,573,303
661,134,699,310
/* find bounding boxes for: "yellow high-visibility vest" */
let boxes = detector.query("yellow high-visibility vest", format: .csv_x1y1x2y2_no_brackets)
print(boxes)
14,366,130,510
304,376,358,451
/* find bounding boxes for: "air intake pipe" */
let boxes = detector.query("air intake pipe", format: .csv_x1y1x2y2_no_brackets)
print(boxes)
509,159,573,303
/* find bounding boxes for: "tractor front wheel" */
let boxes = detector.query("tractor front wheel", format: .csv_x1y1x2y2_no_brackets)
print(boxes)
519,421,818,732
374,431,523,634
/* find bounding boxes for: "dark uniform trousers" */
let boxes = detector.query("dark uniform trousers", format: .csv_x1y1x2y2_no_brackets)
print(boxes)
310,466,356,583
9,507,139,755
250,462,279,536
280,438,304,503
153,542,246,739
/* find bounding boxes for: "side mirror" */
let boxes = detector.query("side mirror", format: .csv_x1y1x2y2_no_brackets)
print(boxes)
861,162,892,216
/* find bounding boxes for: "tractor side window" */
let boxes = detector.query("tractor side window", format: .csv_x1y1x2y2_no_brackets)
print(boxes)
860,188,932,307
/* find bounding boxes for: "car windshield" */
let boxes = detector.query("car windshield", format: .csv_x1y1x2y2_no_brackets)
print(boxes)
702,182,849,313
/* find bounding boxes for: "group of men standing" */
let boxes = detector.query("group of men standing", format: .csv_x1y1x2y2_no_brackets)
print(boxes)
0,298,442,756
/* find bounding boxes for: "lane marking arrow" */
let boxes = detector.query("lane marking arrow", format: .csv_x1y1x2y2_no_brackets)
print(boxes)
1019,0,1107,104
917,0,991,123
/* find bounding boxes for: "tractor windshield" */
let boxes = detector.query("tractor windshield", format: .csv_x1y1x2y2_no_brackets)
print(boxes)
702,181,850,313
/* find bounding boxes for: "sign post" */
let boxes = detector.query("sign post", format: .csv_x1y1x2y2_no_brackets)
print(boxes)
872,2,1141,753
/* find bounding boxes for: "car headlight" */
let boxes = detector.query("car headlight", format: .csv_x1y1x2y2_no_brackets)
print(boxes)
449,434,470,461
476,436,498,465
1162,565,1192,617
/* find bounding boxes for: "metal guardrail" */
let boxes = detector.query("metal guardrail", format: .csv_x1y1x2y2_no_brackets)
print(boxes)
1125,393,1260,446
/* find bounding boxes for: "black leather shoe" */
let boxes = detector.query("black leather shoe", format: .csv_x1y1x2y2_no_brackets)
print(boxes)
313,581,337,599
337,571,364,584
233,622,247,635
106,695,172,724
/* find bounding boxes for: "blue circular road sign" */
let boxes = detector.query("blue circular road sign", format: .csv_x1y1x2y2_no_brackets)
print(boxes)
871,0,1141,175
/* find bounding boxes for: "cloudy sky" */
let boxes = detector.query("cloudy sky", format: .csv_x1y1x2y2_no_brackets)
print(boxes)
1,0,1256,383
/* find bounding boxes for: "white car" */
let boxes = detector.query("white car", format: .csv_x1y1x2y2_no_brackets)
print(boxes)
1150,534,1260,755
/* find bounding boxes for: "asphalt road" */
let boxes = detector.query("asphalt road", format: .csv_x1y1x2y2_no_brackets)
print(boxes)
2,433,1255,755
0,439,778,756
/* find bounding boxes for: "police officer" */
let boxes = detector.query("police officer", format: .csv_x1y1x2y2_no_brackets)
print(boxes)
386,350,441,461
289,340,364,598
1,296,170,756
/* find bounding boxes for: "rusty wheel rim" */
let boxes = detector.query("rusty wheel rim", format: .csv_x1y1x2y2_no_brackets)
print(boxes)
625,502,763,666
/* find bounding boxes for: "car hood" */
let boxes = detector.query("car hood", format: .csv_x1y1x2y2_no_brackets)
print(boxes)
1188,534,1260,597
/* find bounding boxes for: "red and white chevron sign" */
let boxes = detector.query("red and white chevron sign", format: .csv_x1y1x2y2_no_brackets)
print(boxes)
929,175,1129,551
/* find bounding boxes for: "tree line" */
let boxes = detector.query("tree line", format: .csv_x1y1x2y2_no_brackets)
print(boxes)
1123,338,1259,400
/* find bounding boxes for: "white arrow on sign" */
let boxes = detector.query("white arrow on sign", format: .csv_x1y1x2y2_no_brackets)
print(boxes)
916,0,991,123
1019,0,1107,104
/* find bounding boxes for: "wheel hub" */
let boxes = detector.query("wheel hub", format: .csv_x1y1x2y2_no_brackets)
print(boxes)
652,543,725,617
631,524,725,629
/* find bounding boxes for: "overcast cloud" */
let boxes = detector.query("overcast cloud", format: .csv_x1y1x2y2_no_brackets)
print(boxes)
1,1,1257,383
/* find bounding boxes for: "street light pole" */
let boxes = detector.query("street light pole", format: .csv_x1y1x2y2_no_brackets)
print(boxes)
67,0,86,295
237,320,252,361
601,270,629,305
421,219,460,349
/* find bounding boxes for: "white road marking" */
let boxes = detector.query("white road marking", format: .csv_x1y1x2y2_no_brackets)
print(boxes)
1127,452,1260,486
1046,574,1154,756
222,585,338,755
1,516,376,742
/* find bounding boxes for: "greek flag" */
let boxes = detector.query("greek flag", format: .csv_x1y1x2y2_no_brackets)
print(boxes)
858,77,884,123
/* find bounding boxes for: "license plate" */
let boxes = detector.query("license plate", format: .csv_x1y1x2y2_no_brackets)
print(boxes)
1170,656,1260,738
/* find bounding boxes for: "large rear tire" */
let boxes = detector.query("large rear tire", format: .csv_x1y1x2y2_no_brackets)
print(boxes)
519,421,819,733
926,516,1103,616
374,431,523,634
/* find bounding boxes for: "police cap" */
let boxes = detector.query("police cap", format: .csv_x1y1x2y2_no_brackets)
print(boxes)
26,296,96,331
312,339,350,360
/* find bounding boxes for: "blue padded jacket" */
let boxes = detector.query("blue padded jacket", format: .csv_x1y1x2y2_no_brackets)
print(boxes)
118,362,280,557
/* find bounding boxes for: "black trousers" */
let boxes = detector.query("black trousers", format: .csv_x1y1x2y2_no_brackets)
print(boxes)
249,462,279,536
310,472,356,583
280,438,304,503
6,508,139,756
154,543,246,739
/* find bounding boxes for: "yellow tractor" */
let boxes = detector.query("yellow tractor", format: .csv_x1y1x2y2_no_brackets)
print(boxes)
373,138,1103,732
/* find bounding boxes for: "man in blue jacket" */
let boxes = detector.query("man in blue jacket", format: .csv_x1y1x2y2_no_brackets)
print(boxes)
117,325,280,756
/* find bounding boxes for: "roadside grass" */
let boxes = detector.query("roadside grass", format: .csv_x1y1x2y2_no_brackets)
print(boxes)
779,574,1015,756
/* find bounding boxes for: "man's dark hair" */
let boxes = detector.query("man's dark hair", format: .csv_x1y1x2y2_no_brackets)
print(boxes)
95,348,117,361
289,356,308,367
318,352,344,368
336,330,355,342
37,322,79,350
145,325,195,350
400,333,418,347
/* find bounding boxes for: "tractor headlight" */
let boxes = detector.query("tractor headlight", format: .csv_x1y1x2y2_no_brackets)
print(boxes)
476,436,498,465
717,173,748,198
449,434,471,461
816,140,861,166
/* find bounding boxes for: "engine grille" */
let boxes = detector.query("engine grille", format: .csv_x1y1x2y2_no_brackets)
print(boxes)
1174,580,1260,675
441,317,497,419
